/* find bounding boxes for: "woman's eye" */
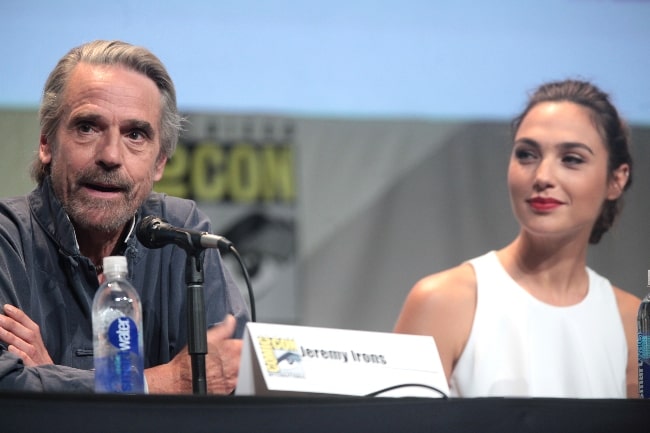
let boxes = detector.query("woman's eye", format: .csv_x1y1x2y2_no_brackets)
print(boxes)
514,149,536,160
562,154,585,165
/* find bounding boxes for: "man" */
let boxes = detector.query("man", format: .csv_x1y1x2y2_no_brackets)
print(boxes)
0,40,249,393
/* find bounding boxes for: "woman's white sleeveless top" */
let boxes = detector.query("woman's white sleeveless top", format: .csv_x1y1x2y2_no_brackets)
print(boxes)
449,251,627,398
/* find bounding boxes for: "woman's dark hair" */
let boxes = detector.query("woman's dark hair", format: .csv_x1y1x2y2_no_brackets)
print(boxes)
511,79,633,244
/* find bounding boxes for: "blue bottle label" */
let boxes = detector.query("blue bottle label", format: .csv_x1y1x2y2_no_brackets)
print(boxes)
95,316,143,393
108,316,139,355
638,333,650,398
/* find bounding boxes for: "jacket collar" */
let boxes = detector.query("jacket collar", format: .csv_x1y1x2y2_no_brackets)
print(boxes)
28,176,138,258
29,176,80,256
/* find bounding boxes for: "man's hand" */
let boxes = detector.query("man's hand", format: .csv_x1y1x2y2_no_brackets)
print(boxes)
0,304,54,366
144,314,242,394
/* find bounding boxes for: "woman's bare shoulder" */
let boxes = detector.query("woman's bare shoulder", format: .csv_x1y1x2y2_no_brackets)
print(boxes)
395,262,477,333
612,285,641,320
409,263,477,303
611,285,642,398
394,262,479,379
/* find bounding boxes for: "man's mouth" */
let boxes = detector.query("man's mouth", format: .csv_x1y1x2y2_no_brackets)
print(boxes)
82,182,125,194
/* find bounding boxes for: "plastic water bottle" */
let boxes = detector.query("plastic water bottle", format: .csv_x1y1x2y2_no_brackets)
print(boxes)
92,256,145,393
638,270,650,398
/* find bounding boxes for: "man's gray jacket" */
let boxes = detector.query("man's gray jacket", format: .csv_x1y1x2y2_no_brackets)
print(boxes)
0,177,249,391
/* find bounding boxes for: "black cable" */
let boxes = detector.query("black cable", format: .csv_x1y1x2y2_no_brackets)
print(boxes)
364,383,448,399
225,244,256,322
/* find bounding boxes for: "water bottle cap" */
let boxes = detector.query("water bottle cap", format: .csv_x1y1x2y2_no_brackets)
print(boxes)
102,256,128,275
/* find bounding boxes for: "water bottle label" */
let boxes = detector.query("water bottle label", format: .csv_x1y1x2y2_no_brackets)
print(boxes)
108,316,139,355
640,362,650,399
638,333,650,398
95,316,143,393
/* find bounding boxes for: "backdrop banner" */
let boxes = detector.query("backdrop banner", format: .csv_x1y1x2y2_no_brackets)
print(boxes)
152,114,650,331
3,109,648,331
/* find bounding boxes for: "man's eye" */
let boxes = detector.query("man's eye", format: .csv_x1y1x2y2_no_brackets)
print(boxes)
128,130,146,140
78,123,94,133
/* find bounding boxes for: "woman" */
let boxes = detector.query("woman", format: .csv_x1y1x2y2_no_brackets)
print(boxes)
394,79,639,398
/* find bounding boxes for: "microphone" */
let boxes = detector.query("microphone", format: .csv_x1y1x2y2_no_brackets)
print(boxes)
136,215,232,251
137,215,257,322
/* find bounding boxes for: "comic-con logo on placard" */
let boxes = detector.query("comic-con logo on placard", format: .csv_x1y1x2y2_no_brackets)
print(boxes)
257,336,305,378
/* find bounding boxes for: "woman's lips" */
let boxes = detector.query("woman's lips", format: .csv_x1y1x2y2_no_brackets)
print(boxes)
527,197,563,211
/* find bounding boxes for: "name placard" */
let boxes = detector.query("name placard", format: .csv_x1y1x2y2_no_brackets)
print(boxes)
235,322,449,398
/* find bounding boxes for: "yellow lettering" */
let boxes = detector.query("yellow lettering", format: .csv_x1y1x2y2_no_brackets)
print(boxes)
157,141,296,204
258,337,279,373
270,338,297,352
229,144,259,202
192,143,226,201
261,146,295,202
155,146,189,197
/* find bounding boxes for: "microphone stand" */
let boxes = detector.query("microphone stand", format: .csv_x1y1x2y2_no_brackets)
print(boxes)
185,250,207,395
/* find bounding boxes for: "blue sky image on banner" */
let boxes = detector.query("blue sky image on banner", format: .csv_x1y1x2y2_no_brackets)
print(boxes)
1,0,649,124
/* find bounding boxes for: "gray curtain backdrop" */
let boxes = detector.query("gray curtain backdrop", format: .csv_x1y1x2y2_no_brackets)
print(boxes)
296,119,649,331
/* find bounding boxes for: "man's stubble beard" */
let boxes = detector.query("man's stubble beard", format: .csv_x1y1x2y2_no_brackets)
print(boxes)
62,191,136,233
50,163,146,234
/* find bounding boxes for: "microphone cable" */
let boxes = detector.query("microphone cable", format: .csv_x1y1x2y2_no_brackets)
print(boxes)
364,383,448,399
221,243,256,322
